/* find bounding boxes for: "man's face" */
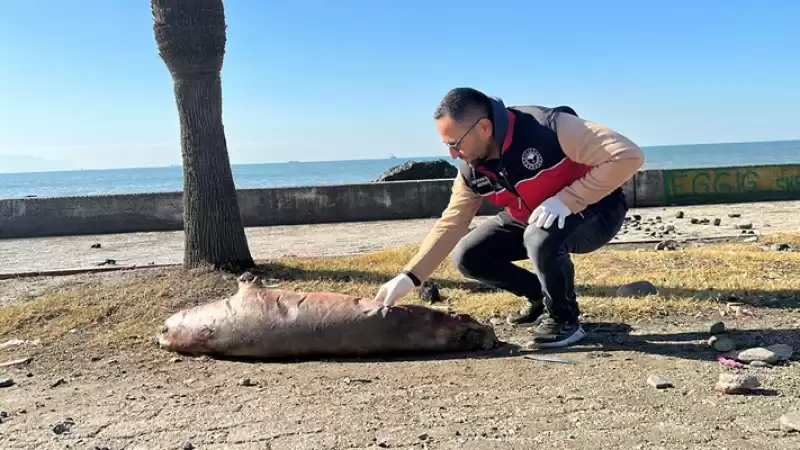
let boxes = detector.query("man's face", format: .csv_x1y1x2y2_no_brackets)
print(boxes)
436,115,494,166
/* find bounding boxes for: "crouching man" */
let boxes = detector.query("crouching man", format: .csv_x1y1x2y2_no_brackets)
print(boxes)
374,87,645,348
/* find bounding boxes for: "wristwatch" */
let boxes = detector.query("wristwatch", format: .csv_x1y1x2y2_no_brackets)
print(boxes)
401,270,422,287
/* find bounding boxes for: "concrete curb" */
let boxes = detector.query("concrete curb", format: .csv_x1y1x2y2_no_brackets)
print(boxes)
1,163,798,240
0,263,182,280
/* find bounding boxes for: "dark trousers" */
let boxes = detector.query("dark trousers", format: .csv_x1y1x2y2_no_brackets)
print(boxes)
451,188,628,323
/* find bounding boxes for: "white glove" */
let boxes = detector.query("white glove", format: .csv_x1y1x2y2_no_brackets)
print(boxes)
528,196,572,229
374,273,415,307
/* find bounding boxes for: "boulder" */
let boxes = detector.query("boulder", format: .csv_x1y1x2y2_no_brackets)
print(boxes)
376,160,457,182
616,281,659,298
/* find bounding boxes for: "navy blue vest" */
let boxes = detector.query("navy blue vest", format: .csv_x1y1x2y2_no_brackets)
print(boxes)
458,103,592,222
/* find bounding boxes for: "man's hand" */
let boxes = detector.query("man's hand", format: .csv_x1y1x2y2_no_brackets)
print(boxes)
374,273,415,307
528,196,572,229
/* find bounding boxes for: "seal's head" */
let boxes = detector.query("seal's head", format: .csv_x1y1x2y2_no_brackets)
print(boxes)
156,271,264,355
156,307,218,355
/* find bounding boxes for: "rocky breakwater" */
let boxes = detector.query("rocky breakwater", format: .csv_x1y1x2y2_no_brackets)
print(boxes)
375,159,457,182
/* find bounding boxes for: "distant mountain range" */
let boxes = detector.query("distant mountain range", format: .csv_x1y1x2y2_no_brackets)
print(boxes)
0,154,73,174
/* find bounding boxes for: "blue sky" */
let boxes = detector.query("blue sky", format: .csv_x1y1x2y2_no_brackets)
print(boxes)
1,1,798,172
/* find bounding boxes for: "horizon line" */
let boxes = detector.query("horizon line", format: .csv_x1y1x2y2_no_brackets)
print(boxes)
1,137,799,176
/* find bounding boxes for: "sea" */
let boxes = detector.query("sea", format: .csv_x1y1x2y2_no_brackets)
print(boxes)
1,140,799,199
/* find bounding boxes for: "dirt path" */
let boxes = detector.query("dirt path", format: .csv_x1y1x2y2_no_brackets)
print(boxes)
1,200,799,275
1,310,799,449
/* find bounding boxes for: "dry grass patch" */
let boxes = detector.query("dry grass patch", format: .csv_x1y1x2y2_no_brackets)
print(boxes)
0,233,798,349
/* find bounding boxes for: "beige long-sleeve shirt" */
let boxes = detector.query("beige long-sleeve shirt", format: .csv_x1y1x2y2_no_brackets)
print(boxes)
403,111,645,283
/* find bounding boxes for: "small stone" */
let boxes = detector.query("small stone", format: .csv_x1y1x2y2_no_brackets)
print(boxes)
616,281,659,298
690,218,699,224
736,347,778,364
419,280,442,303
237,377,255,387
728,213,741,218
665,224,676,232
737,222,753,230
766,344,794,361
713,218,721,226
709,322,726,335
769,243,791,252
170,357,183,363
709,336,736,352
377,438,390,448
52,418,75,435
655,240,678,251
0,356,33,368
183,443,195,450
699,218,710,224
50,378,66,388
675,211,684,218
655,216,662,221
780,412,800,432
0,378,14,388
90,243,101,248
715,373,760,394
633,214,642,221
647,375,672,389
418,433,429,440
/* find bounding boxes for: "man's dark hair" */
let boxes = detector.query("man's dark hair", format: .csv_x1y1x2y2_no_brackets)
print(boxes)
433,87,492,123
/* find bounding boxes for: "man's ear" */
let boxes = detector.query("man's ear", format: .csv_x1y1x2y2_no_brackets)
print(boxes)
477,117,493,139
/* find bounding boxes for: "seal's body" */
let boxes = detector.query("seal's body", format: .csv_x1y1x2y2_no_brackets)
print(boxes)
157,273,498,359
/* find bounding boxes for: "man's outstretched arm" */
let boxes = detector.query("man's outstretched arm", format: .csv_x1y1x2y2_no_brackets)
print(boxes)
374,174,483,306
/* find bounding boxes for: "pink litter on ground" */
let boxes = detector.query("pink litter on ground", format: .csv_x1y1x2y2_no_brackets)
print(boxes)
717,356,745,369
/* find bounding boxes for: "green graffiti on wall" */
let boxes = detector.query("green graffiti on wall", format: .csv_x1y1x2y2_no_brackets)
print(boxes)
663,165,800,202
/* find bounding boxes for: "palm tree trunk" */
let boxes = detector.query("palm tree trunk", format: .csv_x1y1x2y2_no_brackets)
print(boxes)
152,0,254,271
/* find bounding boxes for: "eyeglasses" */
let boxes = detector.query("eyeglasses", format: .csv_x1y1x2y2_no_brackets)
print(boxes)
446,117,486,153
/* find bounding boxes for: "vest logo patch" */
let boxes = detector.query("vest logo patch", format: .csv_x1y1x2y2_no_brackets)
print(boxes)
521,147,543,171
471,176,492,188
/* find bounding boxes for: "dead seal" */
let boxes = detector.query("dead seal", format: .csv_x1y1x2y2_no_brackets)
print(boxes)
157,272,499,359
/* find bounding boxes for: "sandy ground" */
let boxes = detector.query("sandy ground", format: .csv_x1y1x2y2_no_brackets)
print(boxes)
1,200,800,449
1,309,800,449
1,200,800,275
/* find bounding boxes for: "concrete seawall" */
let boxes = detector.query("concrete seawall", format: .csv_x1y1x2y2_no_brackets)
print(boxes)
1,163,798,239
